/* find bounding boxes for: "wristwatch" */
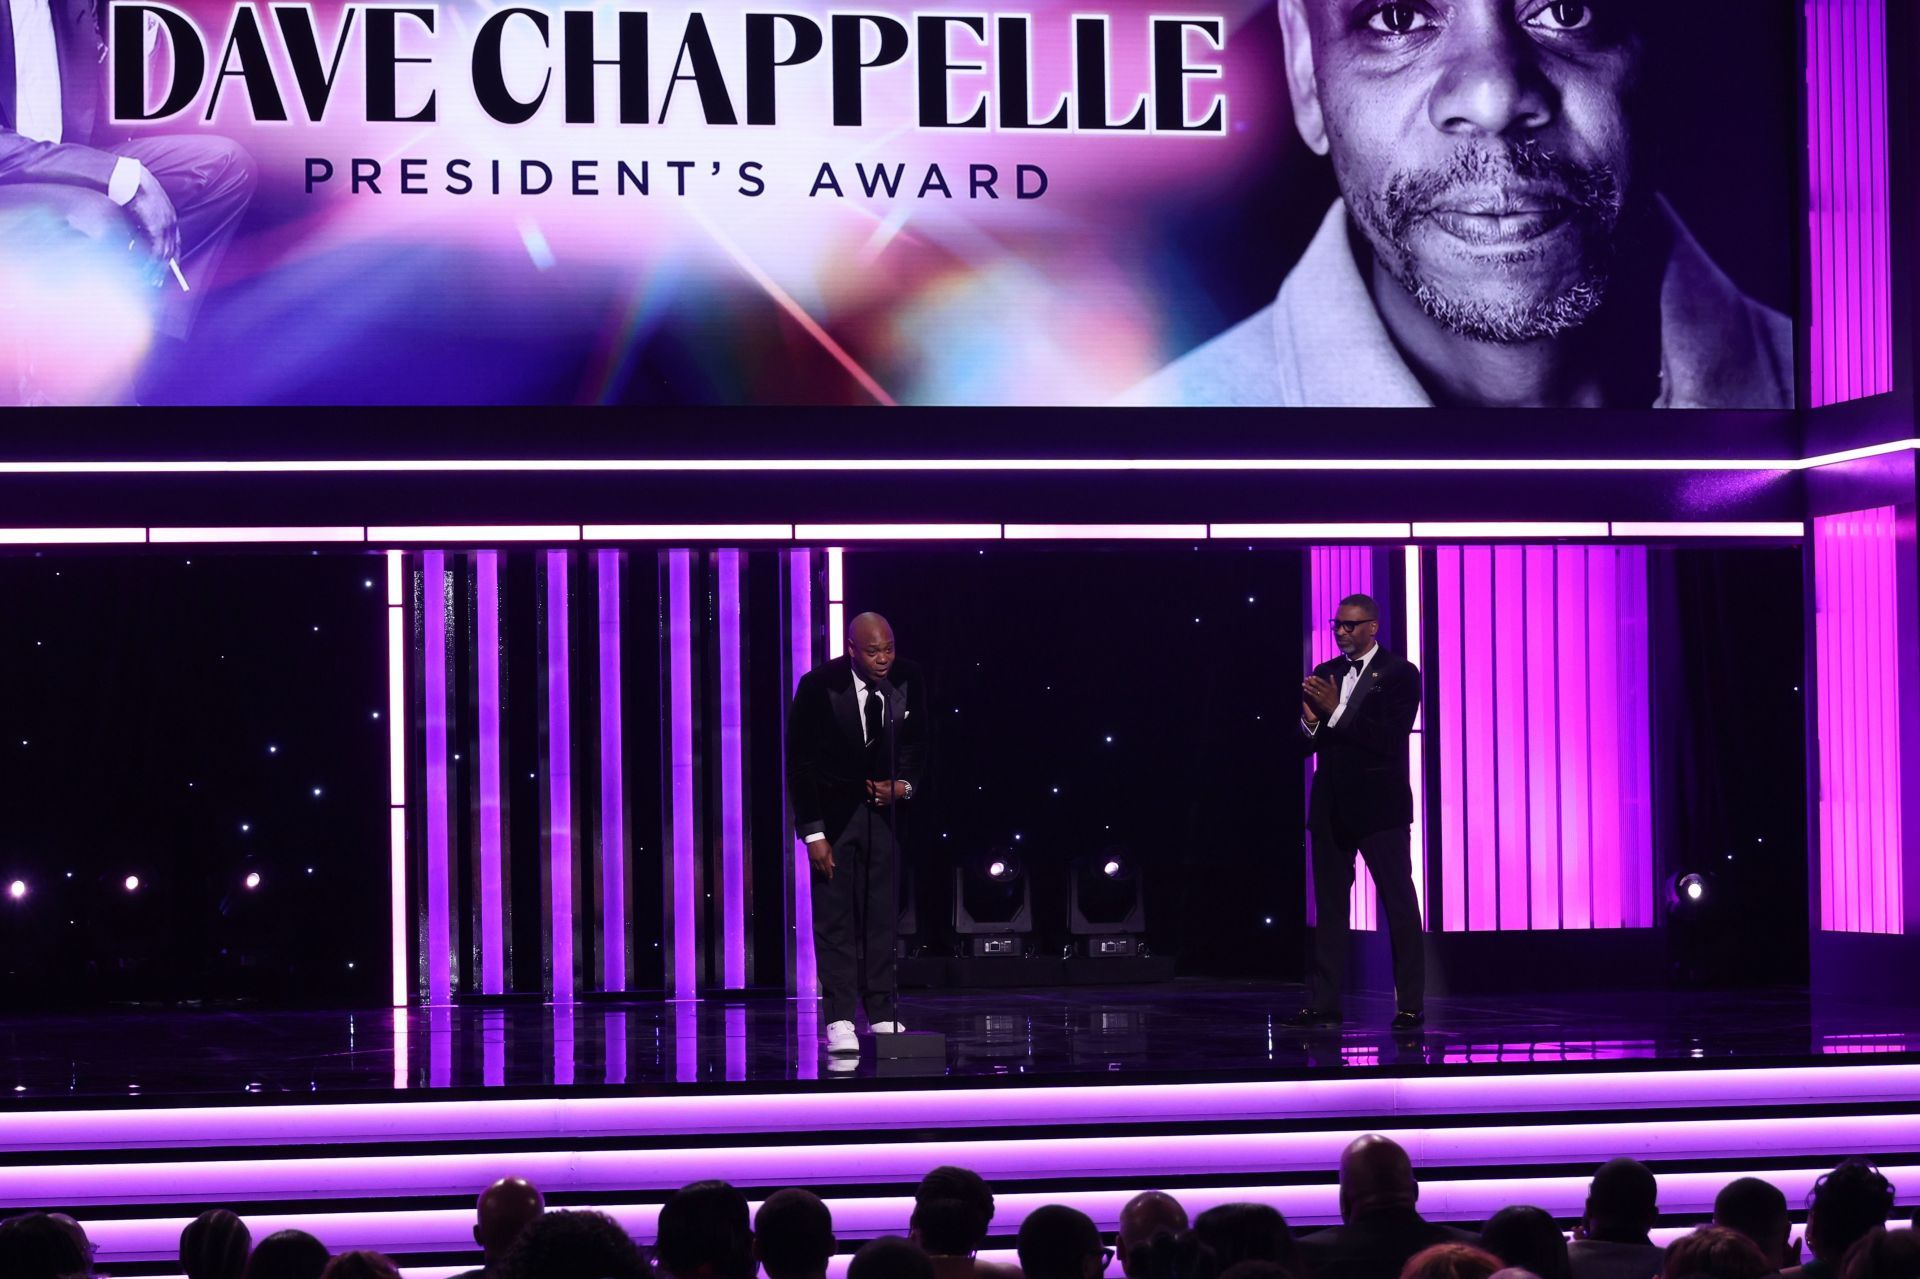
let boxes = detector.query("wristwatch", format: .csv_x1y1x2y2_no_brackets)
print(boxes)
899,780,915,801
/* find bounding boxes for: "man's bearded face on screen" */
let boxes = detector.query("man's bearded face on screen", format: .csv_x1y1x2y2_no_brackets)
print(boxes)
1289,0,1647,344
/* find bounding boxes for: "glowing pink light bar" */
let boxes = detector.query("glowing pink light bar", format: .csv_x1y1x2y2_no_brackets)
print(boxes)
585,524,795,541
1216,523,1414,540
1004,524,1207,539
1415,523,1612,540
797,524,1002,541
148,527,365,543
371,526,581,543
0,527,145,544
386,550,409,1008
1610,522,1806,538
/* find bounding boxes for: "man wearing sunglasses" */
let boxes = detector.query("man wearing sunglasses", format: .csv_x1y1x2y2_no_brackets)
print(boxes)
1291,594,1424,1029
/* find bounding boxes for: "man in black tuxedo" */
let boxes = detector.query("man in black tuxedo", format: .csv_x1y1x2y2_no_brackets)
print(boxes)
1,0,254,360
1297,1135,1478,1279
786,612,929,1055
1292,593,1424,1029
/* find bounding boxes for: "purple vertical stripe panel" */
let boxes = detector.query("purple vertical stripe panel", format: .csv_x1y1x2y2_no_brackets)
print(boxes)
429,1006,451,1089
1555,548,1593,930
1493,547,1528,931
1838,514,1859,931
1807,0,1891,406
596,550,627,993
1586,549,1623,931
674,1000,699,1084
422,551,453,1005
546,551,575,1003
668,551,699,998
1876,509,1903,931
482,1009,504,1088
787,550,818,998
475,552,505,995
1462,549,1497,931
718,551,748,989
1436,548,1466,934
604,1010,628,1087
1307,547,1378,931
1523,548,1561,930
553,1005,575,1088
726,1005,747,1082
1617,551,1655,927
1814,517,1836,931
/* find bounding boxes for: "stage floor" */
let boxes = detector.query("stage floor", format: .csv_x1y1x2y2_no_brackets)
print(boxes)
6,980,1920,1102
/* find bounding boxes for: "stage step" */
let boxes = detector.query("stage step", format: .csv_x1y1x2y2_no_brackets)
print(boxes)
2,1062,1915,1275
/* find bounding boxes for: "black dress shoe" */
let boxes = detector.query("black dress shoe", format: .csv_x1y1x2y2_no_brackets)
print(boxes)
1391,1009,1426,1030
1282,1007,1342,1028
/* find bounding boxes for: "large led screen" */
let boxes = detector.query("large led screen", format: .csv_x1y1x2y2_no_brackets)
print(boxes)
1,0,1798,408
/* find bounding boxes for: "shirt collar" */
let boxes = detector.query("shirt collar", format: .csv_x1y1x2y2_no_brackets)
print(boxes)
1347,645,1379,672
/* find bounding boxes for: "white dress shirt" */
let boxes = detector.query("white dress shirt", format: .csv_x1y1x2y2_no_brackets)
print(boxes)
9,0,146,204
852,670,883,745
1304,644,1378,736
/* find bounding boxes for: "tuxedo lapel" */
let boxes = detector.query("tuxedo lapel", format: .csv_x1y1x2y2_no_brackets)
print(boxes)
1341,651,1390,720
830,677,863,752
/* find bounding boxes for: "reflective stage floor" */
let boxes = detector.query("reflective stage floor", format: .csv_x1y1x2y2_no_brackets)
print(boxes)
6,980,1920,1102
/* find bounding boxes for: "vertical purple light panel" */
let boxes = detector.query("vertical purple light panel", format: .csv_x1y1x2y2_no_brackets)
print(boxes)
546,551,575,1002
476,552,505,995
1814,508,1904,934
718,550,748,989
1806,0,1891,407
1306,546,1377,931
668,551,699,999
788,550,818,998
597,550,627,993
422,551,453,1004
1431,545,1652,931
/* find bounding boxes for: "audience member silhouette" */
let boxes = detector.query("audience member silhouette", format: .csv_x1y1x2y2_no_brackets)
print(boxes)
1840,1230,1920,1279
452,1176,545,1279
1569,1160,1663,1279
1403,1244,1504,1279
1194,1204,1303,1275
1482,1207,1572,1279
1118,1192,1196,1279
1661,1228,1773,1279
496,1210,648,1279
851,1237,939,1279
1714,1179,1798,1272
243,1230,332,1279
318,1252,402,1279
1297,1135,1479,1279
182,1209,252,1279
655,1181,758,1279
1792,1162,1898,1279
1219,1262,1296,1279
1020,1205,1113,1279
756,1188,837,1279
0,1213,92,1279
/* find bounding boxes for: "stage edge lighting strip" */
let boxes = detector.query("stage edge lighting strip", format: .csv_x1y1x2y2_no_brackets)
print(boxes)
719,550,748,988
586,525,795,540
386,551,408,1008
597,550,628,992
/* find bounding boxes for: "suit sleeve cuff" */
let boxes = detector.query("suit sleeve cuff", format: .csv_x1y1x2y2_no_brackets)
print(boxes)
108,158,146,206
799,825,826,842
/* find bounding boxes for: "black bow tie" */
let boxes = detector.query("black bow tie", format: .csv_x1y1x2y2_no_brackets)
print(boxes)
1344,658,1365,677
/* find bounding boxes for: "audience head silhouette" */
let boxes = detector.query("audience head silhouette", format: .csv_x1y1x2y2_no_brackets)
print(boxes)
1219,1262,1296,1279
655,1182,758,1279
1194,1204,1301,1274
1840,1229,1920,1279
244,1230,331,1279
756,1188,836,1279
1118,1192,1194,1279
1807,1161,1897,1265
917,1168,997,1235
182,1209,252,1279
497,1210,648,1279
1338,1135,1421,1223
1482,1207,1570,1279
1583,1159,1660,1243
850,1237,936,1279
319,1252,402,1279
473,1177,545,1264
0,1213,92,1279
1019,1205,1110,1279
1712,1178,1793,1271
1402,1244,1503,1279
1660,1228,1771,1279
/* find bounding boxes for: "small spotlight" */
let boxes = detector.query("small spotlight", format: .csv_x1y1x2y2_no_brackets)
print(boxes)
6,880,25,901
988,860,1009,879
1681,873,1706,902
244,872,262,890
123,875,141,892
1102,859,1123,878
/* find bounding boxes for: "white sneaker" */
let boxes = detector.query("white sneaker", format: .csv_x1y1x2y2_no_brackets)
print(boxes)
870,1020,906,1034
826,1020,860,1054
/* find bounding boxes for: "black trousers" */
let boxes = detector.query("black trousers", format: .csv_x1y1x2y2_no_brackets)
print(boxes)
1307,818,1425,1012
812,806,900,1026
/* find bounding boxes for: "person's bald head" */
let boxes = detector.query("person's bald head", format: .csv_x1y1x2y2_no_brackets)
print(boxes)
1338,1135,1419,1222
848,613,897,685
1118,1191,1190,1259
474,1177,546,1261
